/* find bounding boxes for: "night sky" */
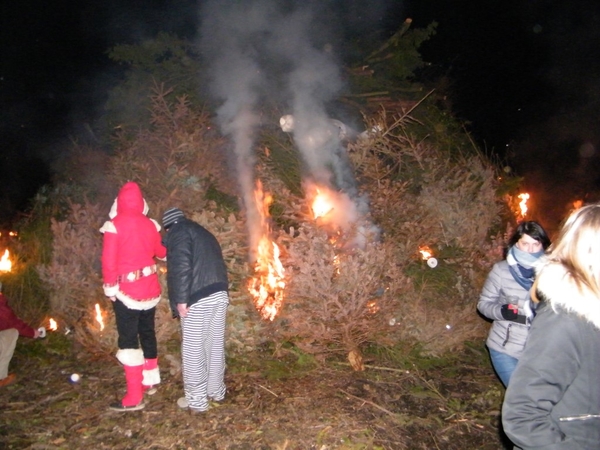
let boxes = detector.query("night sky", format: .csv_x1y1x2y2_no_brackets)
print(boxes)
2,0,600,230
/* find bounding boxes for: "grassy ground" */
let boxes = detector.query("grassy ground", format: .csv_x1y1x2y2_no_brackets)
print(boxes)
1,334,512,449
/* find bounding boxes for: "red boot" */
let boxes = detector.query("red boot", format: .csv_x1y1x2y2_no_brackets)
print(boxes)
110,349,145,411
142,357,160,394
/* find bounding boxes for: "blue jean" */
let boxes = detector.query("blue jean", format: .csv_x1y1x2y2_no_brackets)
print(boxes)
488,348,518,387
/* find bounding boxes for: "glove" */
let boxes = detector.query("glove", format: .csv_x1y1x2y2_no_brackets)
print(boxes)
37,327,47,338
501,304,519,321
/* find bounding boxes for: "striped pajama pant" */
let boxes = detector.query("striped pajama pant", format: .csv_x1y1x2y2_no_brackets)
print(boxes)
180,291,228,411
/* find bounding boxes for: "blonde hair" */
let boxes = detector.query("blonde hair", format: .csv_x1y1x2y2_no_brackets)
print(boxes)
547,203,600,298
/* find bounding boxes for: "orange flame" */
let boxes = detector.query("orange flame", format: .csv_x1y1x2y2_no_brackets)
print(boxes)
0,249,12,272
94,303,105,331
573,199,583,210
49,318,58,331
518,193,529,218
248,182,286,321
419,246,433,260
249,236,286,321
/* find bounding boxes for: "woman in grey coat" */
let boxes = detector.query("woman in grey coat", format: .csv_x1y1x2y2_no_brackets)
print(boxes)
477,221,550,386
502,204,600,449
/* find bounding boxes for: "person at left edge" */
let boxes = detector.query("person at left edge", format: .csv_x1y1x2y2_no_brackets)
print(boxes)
100,182,166,411
0,281,43,387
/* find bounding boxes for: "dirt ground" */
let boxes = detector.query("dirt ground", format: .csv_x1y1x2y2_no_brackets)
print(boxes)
1,337,512,450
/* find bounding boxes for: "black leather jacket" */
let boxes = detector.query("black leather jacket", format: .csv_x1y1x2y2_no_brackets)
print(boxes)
162,218,228,317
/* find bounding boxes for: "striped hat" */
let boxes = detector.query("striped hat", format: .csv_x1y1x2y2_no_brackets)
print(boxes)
162,207,185,230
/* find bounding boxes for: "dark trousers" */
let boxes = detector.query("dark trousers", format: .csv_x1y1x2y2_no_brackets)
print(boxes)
112,299,157,359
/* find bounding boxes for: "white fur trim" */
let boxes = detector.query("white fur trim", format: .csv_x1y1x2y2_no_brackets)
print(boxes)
103,284,119,297
99,220,116,234
116,348,144,366
150,218,162,232
142,367,161,386
116,293,160,311
536,261,600,329
109,199,118,219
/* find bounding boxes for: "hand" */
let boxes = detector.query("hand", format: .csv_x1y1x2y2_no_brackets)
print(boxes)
177,303,189,318
501,304,519,321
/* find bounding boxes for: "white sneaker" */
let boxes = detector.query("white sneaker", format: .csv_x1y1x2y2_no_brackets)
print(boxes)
177,397,189,409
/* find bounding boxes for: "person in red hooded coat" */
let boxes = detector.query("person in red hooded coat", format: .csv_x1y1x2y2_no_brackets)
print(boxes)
0,282,42,387
100,182,166,411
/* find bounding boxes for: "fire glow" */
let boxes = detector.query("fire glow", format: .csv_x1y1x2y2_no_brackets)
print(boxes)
248,182,286,321
311,188,335,219
0,249,12,272
49,318,58,331
95,303,105,331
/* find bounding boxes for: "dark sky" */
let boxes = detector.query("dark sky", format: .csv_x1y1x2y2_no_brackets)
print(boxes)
2,0,600,230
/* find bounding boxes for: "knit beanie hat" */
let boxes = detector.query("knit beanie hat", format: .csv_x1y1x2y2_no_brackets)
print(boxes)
162,207,185,230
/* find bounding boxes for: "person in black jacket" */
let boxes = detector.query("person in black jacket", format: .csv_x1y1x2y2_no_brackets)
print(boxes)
162,208,229,413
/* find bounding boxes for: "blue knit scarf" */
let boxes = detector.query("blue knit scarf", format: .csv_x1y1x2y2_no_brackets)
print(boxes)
506,245,544,291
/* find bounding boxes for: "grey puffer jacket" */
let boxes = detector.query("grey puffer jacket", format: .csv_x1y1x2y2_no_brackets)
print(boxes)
502,261,600,449
162,218,229,318
477,260,531,359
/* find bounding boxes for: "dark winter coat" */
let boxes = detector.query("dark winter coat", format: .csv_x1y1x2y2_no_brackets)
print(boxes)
502,261,600,450
477,260,531,359
162,217,228,318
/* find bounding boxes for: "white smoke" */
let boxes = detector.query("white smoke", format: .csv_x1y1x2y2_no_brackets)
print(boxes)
200,0,382,249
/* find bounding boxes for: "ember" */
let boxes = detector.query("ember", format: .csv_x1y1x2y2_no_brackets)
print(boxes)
0,249,12,272
94,303,105,331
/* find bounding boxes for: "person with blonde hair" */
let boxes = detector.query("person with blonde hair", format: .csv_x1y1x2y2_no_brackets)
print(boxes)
502,204,600,449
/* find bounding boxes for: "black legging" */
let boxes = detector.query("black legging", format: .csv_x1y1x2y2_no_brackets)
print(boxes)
112,299,157,359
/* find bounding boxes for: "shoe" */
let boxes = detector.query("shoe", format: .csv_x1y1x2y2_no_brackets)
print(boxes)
0,373,16,387
109,401,145,412
177,397,189,409
145,387,158,396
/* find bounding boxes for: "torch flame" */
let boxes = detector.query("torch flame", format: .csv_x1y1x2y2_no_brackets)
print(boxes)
0,249,12,272
518,193,530,218
49,318,58,331
94,303,105,331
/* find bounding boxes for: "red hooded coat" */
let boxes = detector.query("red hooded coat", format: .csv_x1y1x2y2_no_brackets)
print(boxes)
100,182,166,310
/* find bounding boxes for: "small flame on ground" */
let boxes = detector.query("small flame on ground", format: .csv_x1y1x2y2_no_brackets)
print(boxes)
95,303,105,331
49,318,58,331
0,249,12,272
419,246,433,260
518,193,530,218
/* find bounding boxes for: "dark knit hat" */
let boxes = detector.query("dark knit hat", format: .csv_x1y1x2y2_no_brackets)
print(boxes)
162,207,185,230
